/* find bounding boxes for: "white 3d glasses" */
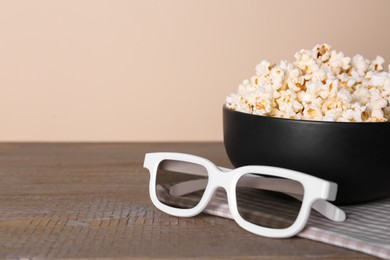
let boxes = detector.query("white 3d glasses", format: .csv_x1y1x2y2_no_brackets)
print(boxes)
143,152,346,238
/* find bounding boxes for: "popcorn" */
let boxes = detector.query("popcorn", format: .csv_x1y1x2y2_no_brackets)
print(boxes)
226,44,390,122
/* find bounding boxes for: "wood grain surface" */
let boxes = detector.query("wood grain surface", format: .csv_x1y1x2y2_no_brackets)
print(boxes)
0,143,377,259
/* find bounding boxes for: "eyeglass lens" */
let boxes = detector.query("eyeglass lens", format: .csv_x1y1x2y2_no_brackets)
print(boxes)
236,173,304,229
155,160,209,209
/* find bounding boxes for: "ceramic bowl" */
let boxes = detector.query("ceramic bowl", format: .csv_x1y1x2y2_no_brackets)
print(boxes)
223,105,390,205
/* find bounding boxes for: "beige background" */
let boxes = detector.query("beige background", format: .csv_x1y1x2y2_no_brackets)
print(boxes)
1,0,389,142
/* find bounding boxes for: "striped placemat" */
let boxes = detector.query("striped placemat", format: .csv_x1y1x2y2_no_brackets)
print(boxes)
157,185,390,259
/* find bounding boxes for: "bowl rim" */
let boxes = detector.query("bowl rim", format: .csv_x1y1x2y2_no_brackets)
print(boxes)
223,104,390,125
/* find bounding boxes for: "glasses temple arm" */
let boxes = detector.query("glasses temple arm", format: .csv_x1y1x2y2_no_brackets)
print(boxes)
160,160,209,176
287,193,346,222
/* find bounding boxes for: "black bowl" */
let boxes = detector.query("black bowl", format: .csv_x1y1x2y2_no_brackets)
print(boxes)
223,105,390,205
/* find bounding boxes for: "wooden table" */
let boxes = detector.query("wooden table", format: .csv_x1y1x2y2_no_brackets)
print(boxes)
0,143,377,259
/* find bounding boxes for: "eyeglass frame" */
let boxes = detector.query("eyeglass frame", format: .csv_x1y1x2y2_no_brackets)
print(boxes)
143,152,345,238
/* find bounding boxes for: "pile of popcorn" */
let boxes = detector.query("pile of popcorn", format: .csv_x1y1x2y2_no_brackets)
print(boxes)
226,44,390,122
